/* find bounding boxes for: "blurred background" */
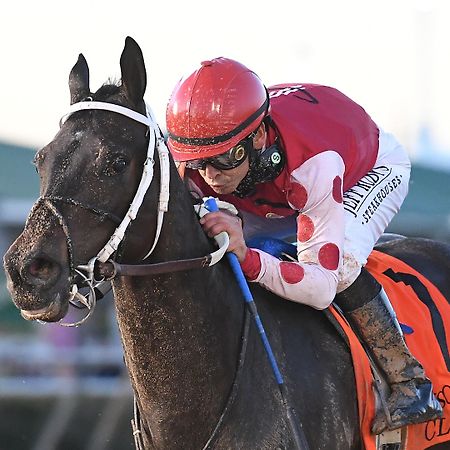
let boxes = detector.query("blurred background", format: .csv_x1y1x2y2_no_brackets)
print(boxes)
1,0,450,449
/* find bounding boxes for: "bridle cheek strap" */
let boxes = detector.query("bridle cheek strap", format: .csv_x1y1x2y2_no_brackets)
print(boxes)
142,124,170,260
61,101,170,263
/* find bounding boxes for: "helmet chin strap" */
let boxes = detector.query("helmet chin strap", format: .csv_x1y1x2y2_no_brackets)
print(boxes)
233,140,285,198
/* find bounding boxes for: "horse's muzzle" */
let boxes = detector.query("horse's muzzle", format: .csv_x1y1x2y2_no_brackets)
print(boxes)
3,239,71,322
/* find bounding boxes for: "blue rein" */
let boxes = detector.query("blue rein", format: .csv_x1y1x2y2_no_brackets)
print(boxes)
203,198,309,450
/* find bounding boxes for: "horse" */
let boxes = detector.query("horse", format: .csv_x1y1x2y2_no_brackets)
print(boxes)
3,37,450,450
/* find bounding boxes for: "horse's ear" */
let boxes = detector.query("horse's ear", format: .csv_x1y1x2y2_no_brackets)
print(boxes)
69,54,90,105
120,36,147,108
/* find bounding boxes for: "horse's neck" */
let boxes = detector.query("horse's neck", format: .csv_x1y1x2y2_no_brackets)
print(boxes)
113,175,244,448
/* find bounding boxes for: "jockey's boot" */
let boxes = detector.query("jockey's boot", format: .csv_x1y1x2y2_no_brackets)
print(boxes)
335,267,442,434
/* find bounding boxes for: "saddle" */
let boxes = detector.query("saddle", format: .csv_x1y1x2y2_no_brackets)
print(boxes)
248,238,450,450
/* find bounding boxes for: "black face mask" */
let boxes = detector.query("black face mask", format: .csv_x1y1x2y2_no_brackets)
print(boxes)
233,141,285,198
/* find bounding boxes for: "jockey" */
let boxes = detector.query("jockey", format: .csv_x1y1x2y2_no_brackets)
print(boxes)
165,57,442,433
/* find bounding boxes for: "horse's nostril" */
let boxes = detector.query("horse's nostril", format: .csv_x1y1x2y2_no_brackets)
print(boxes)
29,258,50,278
25,256,60,285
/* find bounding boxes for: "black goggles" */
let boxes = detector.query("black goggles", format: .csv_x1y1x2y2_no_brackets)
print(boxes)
185,132,255,171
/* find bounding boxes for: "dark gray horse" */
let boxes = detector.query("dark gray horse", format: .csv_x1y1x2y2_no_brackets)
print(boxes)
3,37,450,450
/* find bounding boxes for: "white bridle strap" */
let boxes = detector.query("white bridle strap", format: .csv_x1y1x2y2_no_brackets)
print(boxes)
61,101,170,263
194,202,230,266
60,101,151,127
141,105,170,260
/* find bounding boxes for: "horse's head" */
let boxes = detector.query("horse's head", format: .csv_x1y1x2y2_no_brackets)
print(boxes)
3,37,162,323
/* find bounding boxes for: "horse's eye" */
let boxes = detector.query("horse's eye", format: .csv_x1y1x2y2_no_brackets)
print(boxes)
108,156,128,175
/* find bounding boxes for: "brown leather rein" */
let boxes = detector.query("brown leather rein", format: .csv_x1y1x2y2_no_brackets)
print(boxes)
96,254,212,279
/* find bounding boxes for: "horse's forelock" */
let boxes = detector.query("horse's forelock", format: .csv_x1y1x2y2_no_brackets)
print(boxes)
91,80,145,114
93,81,121,101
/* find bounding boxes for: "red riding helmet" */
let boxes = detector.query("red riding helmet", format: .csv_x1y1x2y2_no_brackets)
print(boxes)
166,57,269,161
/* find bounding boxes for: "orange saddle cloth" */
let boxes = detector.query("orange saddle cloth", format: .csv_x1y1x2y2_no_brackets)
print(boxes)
329,249,450,450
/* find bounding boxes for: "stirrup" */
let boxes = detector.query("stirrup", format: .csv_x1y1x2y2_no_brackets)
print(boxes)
372,379,443,434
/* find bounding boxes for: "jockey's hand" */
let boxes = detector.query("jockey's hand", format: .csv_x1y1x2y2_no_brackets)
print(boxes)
200,211,248,262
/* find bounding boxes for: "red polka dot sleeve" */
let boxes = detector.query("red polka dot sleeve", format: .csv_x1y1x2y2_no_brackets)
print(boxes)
241,151,345,309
